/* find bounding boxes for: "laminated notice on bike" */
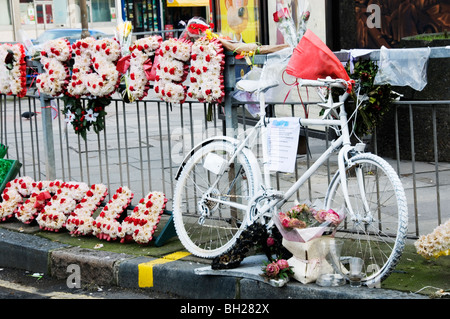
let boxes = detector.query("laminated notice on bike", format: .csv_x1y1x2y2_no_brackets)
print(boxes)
267,118,300,173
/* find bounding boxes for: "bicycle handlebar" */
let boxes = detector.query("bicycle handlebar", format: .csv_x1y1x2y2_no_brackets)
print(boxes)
299,78,348,90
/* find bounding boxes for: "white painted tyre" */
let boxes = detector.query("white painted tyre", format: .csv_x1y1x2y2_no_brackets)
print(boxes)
325,153,408,286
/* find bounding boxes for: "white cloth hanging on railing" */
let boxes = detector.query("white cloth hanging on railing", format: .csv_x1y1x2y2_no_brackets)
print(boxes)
374,46,431,91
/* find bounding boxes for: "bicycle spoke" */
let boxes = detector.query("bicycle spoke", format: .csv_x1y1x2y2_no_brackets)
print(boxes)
327,153,408,284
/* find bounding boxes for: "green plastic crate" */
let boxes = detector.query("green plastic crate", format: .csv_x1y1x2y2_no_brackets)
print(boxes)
0,159,22,194
0,144,7,159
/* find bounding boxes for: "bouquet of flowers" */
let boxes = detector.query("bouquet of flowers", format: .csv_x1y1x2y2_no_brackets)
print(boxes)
275,201,343,243
273,1,311,47
275,201,344,284
115,20,133,57
261,258,294,286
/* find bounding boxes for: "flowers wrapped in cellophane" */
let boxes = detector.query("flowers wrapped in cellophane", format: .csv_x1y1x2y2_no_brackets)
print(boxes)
115,20,133,57
274,200,344,242
273,0,311,47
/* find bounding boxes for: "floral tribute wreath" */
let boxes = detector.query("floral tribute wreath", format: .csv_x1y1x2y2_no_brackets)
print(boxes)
0,43,27,98
63,37,122,140
67,37,96,98
154,38,192,104
36,38,72,96
187,36,225,103
120,191,167,245
84,38,122,97
118,35,162,102
0,176,167,246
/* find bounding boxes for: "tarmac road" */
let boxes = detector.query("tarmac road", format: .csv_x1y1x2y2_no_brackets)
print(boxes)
0,267,180,299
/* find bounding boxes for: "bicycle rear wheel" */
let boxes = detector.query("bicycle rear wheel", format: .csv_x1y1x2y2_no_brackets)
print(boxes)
325,153,408,286
173,139,259,258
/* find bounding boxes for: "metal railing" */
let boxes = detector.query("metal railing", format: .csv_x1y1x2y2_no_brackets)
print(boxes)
0,92,448,238
0,93,222,205
230,99,450,238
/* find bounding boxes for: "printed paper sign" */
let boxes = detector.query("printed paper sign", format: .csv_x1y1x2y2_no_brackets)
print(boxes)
267,118,300,173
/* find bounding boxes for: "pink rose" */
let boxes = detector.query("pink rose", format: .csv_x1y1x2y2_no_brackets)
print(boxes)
266,237,275,247
276,259,290,270
314,209,328,223
279,212,290,228
324,209,341,225
265,262,280,278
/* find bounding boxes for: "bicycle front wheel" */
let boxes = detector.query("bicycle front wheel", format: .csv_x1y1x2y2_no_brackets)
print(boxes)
325,153,408,286
173,139,259,258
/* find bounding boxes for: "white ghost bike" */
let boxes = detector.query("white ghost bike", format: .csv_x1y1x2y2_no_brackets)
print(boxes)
173,78,408,286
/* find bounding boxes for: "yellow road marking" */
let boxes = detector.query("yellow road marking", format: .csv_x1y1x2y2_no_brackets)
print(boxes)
138,251,191,288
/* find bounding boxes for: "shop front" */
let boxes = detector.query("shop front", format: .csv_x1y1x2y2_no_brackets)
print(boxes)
122,0,161,33
0,0,121,42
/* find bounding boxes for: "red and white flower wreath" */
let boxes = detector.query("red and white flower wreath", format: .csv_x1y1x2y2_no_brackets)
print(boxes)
154,38,192,104
187,36,225,103
83,38,122,97
0,43,27,98
36,38,72,96
0,176,167,245
118,35,162,102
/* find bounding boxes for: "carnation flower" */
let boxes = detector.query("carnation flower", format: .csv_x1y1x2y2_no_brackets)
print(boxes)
276,259,290,270
264,262,280,278
313,208,342,225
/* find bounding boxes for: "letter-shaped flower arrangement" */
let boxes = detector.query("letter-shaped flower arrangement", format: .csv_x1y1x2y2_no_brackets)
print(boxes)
90,186,134,240
118,35,162,102
154,38,192,104
0,176,167,246
36,38,72,96
187,36,225,103
0,43,27,98
63,37,122,140
36,181,95,232
120,191,167,245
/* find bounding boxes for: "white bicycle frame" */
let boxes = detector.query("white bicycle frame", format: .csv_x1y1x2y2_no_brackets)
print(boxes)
221,78,366,224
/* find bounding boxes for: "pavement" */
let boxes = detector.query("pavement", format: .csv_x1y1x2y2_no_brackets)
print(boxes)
1,93,447,299
0,218,429,300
